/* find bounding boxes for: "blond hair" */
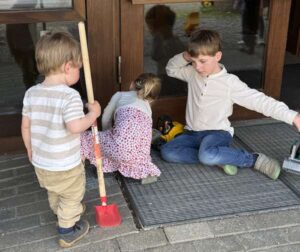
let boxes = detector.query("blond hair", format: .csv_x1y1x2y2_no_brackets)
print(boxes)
35,31,82,76
188,29,222,57
134,73,161,102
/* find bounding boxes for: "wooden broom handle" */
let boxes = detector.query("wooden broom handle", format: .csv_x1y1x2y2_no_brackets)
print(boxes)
78,22,107,203
78,21,94,103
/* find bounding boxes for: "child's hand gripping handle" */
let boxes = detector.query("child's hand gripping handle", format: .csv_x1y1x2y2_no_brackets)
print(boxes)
78,21,107,205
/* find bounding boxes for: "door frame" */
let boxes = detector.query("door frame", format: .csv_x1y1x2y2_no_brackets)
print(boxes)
120,0,292,123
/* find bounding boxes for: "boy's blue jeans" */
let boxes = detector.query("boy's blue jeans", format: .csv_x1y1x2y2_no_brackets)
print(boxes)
160,130,256,168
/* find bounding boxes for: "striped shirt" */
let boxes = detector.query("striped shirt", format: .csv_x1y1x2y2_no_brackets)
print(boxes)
22,84,85,171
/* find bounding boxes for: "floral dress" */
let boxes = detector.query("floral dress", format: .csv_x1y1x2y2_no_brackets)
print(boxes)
81,106,161,179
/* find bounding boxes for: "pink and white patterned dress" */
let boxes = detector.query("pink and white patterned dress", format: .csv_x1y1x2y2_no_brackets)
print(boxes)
81,106,161,179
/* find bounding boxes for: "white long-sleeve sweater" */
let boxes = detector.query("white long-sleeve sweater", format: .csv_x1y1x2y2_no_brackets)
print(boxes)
166,53,297,135
101,91,151,130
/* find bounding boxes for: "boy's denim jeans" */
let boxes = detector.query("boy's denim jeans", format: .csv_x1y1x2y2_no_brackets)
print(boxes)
160,130,255,168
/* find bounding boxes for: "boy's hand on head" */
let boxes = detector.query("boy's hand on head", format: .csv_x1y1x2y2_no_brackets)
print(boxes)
293,114,300,131
183,51,192,62
86,101,101,118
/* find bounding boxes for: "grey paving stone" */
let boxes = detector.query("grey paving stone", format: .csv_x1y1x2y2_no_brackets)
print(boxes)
0,158,30,171
207,216,249,236
286,225,300,243
88,218,138,243
146,242,197,252
0,178,18,189
118,205,134,220
0,224,57,250
164,222,214,244
0,188,16,199
233,226,300,251
66,239,121,252
117,229,168,251
240,209,300,231
35,190,48,201
0,207,15,222
0,215,40,234
14,165,35,176
253,243,300,252
0,170,14,180
0,193,36,208
192,236,245,252
17,182,41,195
39,210,57,226
207,209,300,237
16,200,50,217
0,173,36,189
1,237,60,252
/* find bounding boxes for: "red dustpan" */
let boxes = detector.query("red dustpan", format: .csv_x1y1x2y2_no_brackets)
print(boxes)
78,22,122,227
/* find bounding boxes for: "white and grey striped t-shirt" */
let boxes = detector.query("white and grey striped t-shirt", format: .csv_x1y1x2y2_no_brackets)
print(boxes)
22,84,85,171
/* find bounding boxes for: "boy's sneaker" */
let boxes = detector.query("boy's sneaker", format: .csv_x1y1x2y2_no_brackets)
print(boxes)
58,219,89,248
141,175,158,185
222,165,238,176
254,153,281,180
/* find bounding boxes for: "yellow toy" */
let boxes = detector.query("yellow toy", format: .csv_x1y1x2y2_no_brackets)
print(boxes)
157,115,184,143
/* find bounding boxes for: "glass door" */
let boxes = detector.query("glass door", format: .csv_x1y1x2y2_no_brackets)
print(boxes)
120,0,291,124
0,0,86,153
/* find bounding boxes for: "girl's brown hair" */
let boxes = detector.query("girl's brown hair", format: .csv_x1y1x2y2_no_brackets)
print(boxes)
134,73,161,102
35,31,82,76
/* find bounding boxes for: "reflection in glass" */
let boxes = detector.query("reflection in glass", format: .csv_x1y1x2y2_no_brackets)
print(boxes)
0,0,72,11
144,1,269,97
0,21,85,115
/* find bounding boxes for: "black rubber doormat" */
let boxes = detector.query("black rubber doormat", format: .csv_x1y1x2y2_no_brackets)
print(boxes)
122,139,300,228
234,121,300,196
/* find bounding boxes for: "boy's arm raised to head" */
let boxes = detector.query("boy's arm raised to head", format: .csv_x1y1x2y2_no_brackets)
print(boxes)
21,116,32,161
66,101,101,134
166,52,194,82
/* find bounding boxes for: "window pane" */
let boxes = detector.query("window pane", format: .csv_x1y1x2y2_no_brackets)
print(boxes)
0,21,85,115
0,0,72,11
144,1,269,97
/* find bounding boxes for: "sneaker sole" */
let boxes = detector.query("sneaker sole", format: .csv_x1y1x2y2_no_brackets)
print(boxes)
58,222,90,248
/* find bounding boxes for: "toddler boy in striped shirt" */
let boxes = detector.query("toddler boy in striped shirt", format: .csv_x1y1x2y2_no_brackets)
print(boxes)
21,31,100,248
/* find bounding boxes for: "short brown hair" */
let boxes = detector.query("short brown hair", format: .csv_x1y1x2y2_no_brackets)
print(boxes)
134,73,161,102
188,29,222,57
35,31,82,76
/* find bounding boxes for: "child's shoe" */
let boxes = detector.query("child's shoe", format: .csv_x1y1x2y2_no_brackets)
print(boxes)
254,153,281,180
222,165,238,176
58,219,89,248
141,175,158,185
